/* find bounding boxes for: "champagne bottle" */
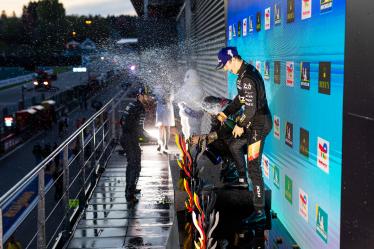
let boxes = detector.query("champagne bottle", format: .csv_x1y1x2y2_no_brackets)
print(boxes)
222,118,236,131
217,118,237,139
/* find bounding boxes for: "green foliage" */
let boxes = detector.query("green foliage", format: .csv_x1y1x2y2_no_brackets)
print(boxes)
0,0,139,58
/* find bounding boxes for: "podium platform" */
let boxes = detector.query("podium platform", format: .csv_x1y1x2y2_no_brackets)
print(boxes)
168,153,298,249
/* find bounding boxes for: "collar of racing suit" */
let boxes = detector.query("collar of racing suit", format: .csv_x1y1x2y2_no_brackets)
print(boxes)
237,62,247,78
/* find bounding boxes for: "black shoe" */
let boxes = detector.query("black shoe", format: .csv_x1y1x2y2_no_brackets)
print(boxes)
165,145,168,150
220,161,240,183
135,189,141,194
241,209,266,227
157,145,161,152
126,195,139,204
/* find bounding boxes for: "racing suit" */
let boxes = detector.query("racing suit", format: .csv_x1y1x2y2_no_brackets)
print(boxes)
120,99,145,199
207,116,248,184
222,62,272,210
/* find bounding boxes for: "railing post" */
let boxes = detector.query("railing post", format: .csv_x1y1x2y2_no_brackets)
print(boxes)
111,101,116,140
79,131,86,205
37,169,46,249
102,122,106,148
100,113,104,127
92,122,96,149
92,120,100,173
62,146,70,240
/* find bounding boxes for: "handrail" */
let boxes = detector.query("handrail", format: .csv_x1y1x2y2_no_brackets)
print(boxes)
0,89,124,208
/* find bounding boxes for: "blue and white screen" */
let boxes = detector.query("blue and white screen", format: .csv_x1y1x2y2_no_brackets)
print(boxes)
227,1,345,248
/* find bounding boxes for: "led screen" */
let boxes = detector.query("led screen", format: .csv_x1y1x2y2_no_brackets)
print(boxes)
226,1,345,248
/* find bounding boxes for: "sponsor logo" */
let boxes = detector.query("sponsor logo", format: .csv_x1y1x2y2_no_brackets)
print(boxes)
243,82,252,90
264,61,270,80
274,4,281,25
318,62,331,95
229,25,232,40
262,155,270,179
300,128,309,157
302,0,312,19
243,18,247,36
316,205,328,243
301,62,310,90
256,12,261,31
287,0,295,23
256,186,261,198
273,165,280,189
256,61,262,74
238,20,242,37
320,0,333,13
274,61,281,84
265,7,271,30
286,61,294,86
299,188,309,222
249,16,254,32
274,115,280,139
233,23,236,37
317,137,329,173
285,175,293,204
285,122,293,147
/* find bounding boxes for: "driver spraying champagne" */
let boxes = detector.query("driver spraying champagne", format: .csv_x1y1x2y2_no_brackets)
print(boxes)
215,46,272,226
190,96,249,187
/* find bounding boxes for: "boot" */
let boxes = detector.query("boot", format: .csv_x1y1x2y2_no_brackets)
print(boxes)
241,209,266,227
220,160,239,183
224,172,248,188
126,194,139,204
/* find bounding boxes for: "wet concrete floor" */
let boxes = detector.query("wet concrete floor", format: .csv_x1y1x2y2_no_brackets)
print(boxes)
68,145,174,249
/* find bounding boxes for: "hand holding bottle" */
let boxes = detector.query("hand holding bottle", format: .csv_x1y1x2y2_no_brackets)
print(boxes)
232,125,244,138
217,112,227,124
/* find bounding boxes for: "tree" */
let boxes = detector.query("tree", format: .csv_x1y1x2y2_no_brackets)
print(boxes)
21,1,40,49
1,10,7,19
0,16,23,54
35,0,67,54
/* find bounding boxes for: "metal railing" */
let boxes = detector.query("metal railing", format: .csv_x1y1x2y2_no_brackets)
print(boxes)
0,89,127,249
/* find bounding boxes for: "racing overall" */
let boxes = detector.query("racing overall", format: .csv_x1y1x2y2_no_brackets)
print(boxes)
223,62,272,210
120,99,145,199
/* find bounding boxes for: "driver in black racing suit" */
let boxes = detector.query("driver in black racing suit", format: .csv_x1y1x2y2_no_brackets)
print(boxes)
216,46,272,226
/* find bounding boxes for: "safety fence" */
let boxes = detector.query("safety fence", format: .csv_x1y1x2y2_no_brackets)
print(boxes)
0,89,126,249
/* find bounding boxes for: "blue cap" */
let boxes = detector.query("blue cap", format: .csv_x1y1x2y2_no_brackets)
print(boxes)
216,47,239,70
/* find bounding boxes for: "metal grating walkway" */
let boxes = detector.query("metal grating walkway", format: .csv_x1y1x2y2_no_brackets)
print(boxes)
68,145,174,249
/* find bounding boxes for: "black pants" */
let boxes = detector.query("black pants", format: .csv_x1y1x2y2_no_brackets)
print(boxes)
120,133,141,197
226,138,247,177
247,114,272,209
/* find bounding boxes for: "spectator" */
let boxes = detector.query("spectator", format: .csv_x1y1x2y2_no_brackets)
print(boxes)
153,84,175,154
58,119,65,138
32,143,43,165
42,143,51,158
